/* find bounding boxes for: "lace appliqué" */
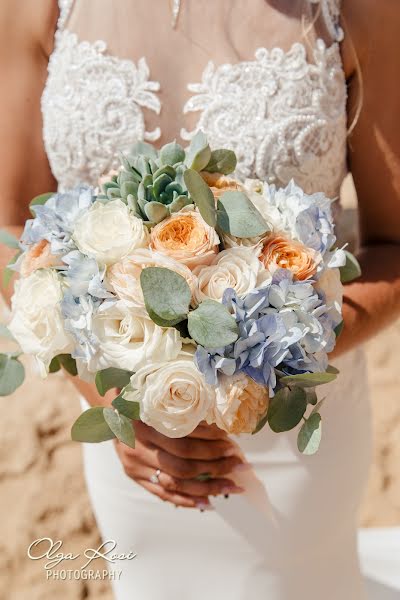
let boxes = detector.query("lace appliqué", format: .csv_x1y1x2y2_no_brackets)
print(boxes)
42,31,161,190
310,0,343,42
182,40,347,199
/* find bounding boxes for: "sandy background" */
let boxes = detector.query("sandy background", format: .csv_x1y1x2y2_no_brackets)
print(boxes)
0,178,399,599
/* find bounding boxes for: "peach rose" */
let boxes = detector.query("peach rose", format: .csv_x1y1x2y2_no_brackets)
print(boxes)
150,211,219,269
212,373,269,435
20,240,60,278
107,248,198,310
201,172,242,200
260,235,320,281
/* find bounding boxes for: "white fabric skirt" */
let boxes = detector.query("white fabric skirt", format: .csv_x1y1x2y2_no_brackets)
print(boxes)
79,348,398,599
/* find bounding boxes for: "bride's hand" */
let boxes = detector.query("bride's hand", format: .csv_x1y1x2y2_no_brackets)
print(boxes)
114,420,245,509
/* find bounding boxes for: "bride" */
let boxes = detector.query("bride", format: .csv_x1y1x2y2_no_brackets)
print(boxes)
1,1,399,598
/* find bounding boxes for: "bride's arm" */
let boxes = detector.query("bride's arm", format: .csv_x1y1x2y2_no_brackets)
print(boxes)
332,1,400,357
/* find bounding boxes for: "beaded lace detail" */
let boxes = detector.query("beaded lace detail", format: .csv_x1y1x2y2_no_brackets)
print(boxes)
42,0,346,198
42,31,161,190
182,40,347,198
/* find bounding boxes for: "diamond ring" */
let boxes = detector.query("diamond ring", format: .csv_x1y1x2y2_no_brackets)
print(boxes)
150,469,161,484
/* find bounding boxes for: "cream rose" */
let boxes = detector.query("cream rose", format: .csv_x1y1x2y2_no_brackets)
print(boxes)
150,210,219,269
20,240,60,277
127,350,215,437
212,373,269,434
193,246,269,304
260,235,321,280
72,199,149,266
107,248,198,310
86,300,182,373
8,269,72,376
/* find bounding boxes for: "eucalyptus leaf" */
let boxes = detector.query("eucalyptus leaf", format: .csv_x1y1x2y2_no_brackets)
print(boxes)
204,149,237,175
103,408,136,449
0,230,19,249
186,131,211,172
339,250,362,283
252,409,269,435
49,356,61,373
187,300,239,349
140,267,191,326
183,169,217,227
311,398,326,416
57,354,78,376
160,141,185,166
71,407,116,443
95,368,133,397
297,413,322,455
267,387,307,433
334,320,344,338
217,191,270,237
29,192,54,214
305,389,318,405
326,365,339,375
0,354,25,396
3,249,22,287
279,371,337,388
112,394,141,420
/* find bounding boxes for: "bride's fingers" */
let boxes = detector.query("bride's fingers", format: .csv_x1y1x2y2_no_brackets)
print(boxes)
140,442,243,480
137,480,210,509
188,422,229,440
145,427,238,461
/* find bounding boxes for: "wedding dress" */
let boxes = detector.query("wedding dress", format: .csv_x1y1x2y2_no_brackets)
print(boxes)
40,1,398,598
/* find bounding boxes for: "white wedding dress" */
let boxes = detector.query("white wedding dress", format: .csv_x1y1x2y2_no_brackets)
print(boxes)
40,1,399,598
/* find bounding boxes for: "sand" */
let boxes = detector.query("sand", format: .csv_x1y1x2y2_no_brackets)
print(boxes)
1,182,399,599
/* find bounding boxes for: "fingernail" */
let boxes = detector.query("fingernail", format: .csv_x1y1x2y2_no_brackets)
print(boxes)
196,502,214,511
223,446,237,457
231,462,252,473
221,486,244,495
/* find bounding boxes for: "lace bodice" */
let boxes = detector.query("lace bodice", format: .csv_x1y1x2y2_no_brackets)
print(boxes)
42,0,347,199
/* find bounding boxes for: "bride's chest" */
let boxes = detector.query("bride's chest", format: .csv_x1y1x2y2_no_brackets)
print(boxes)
42,2,348,198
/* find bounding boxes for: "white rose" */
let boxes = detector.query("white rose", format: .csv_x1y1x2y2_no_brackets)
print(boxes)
212,373,269,435
193,247,270,304
107,248,198,310
127,349,215,437
314,268,343,325
8,269,72,376
72,199,149,266
86,300,182,373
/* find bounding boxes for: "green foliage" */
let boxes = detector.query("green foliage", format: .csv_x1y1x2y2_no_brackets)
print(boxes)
0,230,19,249
267,387,307,433
71,407,116,443
140,267,191,327
183,169,217,227
0,354,25,396
57,354,78,376
29,192,54,215
185,131,211,172
0,324,16,342
2,250,21,287
95,368,133,396
339,250,362,283
334,320,344,338
204,149,237,175
279,371,337,388
160,141,186,166
103,408,136,449
252,409,269,435
112,393,141,420
216,191,270,237
188,300,239,349
297,413,322,455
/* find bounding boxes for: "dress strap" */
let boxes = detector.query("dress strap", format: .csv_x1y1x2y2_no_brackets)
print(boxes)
309,0,344,42
57,0,74,31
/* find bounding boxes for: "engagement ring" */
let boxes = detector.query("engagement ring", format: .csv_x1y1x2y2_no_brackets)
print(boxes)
150,469,161,484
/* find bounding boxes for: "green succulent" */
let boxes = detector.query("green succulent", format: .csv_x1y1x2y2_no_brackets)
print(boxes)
101,132,238,226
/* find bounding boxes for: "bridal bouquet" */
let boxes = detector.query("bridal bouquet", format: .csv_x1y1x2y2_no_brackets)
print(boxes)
0,133,361,454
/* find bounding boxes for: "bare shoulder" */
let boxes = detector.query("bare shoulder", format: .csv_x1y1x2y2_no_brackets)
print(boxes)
0,0,58,58
342,0,400,70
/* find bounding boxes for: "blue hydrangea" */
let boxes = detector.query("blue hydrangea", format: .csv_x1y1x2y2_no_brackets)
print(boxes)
62,250,114,299
21,186,95,255
194,269,337,395
61,291,101,363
